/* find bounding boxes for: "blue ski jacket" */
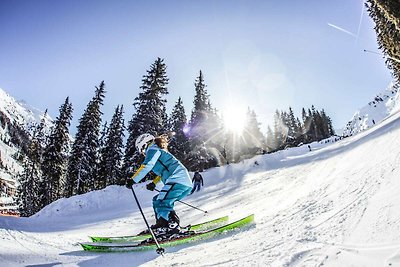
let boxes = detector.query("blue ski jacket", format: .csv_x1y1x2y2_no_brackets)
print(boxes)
132,143,192,188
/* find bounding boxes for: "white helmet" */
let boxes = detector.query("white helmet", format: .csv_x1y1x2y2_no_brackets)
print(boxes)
135,133,155,154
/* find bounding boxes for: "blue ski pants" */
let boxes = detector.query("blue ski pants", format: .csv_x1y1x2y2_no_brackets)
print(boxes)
153,183,192,221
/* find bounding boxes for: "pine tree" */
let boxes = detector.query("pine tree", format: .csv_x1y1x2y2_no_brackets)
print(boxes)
268,106,335,151
124,58,169,177
366,0,400,83
264,125,273,152
242,108,265,155
307,108,317,141
66,81,105,196
273,110,286,150
15,156,37,217
189,70,211,135
286,107,299,146
41,98,73,205
98,105,125,188
187,70,220,171
168,97,189,163
15,112,48,216
96,121,109,189
312,106,324,140
296,117,303,143
320,109,335,137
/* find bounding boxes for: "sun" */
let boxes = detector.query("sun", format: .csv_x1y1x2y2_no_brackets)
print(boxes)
222,106,247,134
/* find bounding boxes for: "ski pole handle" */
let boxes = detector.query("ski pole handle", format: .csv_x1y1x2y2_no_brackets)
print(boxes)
154,189,208,214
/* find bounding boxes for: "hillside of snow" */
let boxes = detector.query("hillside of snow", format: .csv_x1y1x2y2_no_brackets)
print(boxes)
342,81,400,136
1,106,400,266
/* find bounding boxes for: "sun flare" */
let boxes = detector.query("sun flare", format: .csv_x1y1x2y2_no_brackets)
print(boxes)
222,106,246,134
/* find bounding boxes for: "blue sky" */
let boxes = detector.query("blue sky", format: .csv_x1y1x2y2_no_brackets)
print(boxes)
0,0,392,132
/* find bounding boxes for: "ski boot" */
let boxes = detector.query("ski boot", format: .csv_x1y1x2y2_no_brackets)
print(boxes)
166,211,181,235
138,216,168,235
151,217,169,230
152,212,181,240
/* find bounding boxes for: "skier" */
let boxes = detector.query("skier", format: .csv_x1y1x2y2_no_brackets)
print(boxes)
190,171,204,194
126,133,193,235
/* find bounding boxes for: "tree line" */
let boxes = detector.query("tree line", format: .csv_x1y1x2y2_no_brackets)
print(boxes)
266,106,335,151
15,58,335,216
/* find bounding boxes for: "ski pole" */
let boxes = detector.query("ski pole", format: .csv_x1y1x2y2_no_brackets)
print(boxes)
154,189,208,214
130,187,165,255
364,49,400,63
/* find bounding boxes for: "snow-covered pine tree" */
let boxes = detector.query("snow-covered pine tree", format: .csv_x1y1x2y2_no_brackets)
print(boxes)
306,108,317,142
301,107,309,143
15,112,48,216
321,109,335,137
41,97,73,205
168,97,189,164
242,108,265,155
312,106,324,141
295,117,303,143
273,110,286,150
286,107,299,146
219,130,234,164
15,156,37,217
66,81,105,196
189,71,211,135
95,121,109,189
187,70,220,171
123,58,169,177
266,126,275,152
98,105,125,188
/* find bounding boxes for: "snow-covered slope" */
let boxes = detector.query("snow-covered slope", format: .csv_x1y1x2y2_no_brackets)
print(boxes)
343,81,400,136
1,107,400,266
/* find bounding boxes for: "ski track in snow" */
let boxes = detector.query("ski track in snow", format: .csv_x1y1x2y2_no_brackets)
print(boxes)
2,112,400,266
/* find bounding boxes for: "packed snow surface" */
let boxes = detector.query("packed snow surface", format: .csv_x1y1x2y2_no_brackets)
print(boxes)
1,111,400,266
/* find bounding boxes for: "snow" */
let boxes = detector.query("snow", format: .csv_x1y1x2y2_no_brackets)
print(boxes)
1,107,400,266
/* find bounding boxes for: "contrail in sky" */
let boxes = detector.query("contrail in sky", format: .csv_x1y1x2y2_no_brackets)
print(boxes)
355,0,366,44
327,23,358,38
356,1,365,39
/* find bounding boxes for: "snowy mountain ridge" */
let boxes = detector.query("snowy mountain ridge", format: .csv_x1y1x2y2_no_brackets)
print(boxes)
0,87,53,206
0,88,52,129
342,81,400,136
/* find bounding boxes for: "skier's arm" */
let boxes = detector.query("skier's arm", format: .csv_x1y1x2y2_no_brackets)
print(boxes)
131,149,161,183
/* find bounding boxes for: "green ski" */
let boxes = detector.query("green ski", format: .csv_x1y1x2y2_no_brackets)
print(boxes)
89,215,229,243
81,214,254,252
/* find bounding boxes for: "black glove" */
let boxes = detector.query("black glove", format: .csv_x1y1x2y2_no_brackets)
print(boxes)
126,179,134,189
146,182,156,191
